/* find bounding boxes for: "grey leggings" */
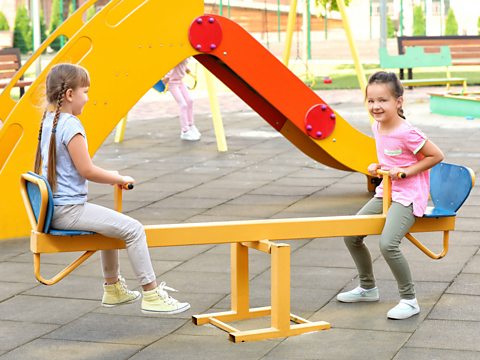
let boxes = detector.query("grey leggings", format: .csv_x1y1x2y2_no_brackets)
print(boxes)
344,197,416,299
52,202,156,286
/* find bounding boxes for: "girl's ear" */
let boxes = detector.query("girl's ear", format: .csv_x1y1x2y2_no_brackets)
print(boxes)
65,88,74,102
397,95,404,109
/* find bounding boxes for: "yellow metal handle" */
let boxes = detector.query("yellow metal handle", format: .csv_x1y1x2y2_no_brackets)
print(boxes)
376,169,406,179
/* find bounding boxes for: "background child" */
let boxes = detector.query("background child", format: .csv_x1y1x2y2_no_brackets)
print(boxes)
34,63,190,315
163,58,200,141
336,71,444,320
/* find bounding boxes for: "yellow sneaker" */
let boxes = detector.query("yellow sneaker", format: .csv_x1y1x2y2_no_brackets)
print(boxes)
141,282,190,315
102,276,141,307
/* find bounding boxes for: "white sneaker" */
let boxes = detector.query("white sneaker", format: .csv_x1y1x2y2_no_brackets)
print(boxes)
337,286,379,303
387,299,420,320
189,125,201,138
180,127,200,141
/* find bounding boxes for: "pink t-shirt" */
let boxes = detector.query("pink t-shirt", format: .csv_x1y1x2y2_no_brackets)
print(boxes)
372,120,429,217
165,59,188,84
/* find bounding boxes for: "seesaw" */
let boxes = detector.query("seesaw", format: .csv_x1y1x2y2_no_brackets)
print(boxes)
20,162,474,342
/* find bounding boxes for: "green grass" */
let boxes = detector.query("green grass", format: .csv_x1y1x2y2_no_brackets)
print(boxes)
309,68,480,90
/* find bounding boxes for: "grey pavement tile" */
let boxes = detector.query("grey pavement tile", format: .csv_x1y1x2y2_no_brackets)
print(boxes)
446,273,480,295
0,339,141,360
250,184,321,197
149,195,227,209
45,313,187,345
129,333,278,360
0,281,37,302
310,279,449,333
23,275,105,300
73,257,182,280
172,251,271,275
158,270,230,295
263,328,410,360
0,261,66,284
0,238,29,261
126,206,206,223
0,295,99,324
393,347,480,360
0,320,58,352
429,294,480,321
201,203,289,218
406,319,480,352
226,194,303,206
147,244,215,261
463,254,480,273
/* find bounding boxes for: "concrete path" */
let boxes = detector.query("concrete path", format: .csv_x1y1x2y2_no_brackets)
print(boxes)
1,84,480,359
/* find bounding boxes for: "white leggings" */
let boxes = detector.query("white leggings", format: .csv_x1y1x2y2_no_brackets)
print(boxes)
52,202,156,285
169,82,193,132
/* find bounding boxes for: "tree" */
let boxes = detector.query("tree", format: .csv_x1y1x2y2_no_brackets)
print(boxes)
49,0,65,51
445,8,458,36
412,5,426,36
387,16,395,38
478,16,480,35
314,0,351,40
0,11,9,31
13,6,32,53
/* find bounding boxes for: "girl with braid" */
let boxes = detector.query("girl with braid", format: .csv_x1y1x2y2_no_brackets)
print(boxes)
336,71,444,320
35,63,190,315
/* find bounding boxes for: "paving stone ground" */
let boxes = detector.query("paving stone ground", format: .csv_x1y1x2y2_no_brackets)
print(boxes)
1,82,480,359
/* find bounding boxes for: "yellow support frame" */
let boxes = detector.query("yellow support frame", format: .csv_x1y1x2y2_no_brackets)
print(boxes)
20,171,466,341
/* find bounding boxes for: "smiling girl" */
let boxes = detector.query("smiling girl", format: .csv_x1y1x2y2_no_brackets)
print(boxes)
336,71,444,320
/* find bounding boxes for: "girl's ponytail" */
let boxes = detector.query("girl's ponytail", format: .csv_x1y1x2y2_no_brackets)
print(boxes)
47,81,66,190
33,111,47,174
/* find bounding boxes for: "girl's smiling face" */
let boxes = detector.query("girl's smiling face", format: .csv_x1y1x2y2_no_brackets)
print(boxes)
366,83,403,126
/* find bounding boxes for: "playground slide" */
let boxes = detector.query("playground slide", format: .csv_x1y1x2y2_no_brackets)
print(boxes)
0,0,375,240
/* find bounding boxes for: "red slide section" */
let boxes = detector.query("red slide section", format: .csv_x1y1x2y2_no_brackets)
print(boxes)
190,15,376,174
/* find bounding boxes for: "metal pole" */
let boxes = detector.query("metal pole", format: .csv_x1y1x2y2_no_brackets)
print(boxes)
379,0,387,49
31,0,41,76
282,0,297,66
337,0,367,93
369,0,372,39
219,0,223,16
400,0,404,36
277,0,281,42
60,0,64,47
227,0,230,18
306,0,311,60
440,0,444,35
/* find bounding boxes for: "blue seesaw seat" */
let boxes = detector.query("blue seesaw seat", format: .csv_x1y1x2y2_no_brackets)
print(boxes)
24,172,94,236
423,162,474,218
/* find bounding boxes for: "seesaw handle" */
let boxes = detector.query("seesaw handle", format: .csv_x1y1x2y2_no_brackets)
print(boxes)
376,169,406,179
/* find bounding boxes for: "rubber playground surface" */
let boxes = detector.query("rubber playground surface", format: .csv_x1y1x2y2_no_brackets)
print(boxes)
1,85,480,359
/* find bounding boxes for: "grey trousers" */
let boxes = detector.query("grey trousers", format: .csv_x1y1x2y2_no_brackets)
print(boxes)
344,197,416,299
52,202,156,286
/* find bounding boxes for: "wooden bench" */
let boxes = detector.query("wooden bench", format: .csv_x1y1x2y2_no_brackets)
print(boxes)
0,48,33,97
20,162,474,342
379,46,467,89
397,35,480,81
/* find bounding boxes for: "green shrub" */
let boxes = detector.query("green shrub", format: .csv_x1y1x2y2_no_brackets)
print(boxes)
412,5,426,36
445,8,458,35
49,0,65,51
0,11,9,31
387,16,395,38
13,6,32,53
86,5,97,21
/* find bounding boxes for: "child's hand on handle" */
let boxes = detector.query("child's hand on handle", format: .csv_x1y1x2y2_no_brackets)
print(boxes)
388,167,407,180
368,163,381,177
120,175,135,190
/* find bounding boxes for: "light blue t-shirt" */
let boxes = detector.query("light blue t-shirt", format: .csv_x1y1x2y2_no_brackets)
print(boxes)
41,112,88,205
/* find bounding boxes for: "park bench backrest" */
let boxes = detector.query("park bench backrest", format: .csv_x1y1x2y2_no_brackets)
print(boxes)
426,162,474,217
0,48,22,82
